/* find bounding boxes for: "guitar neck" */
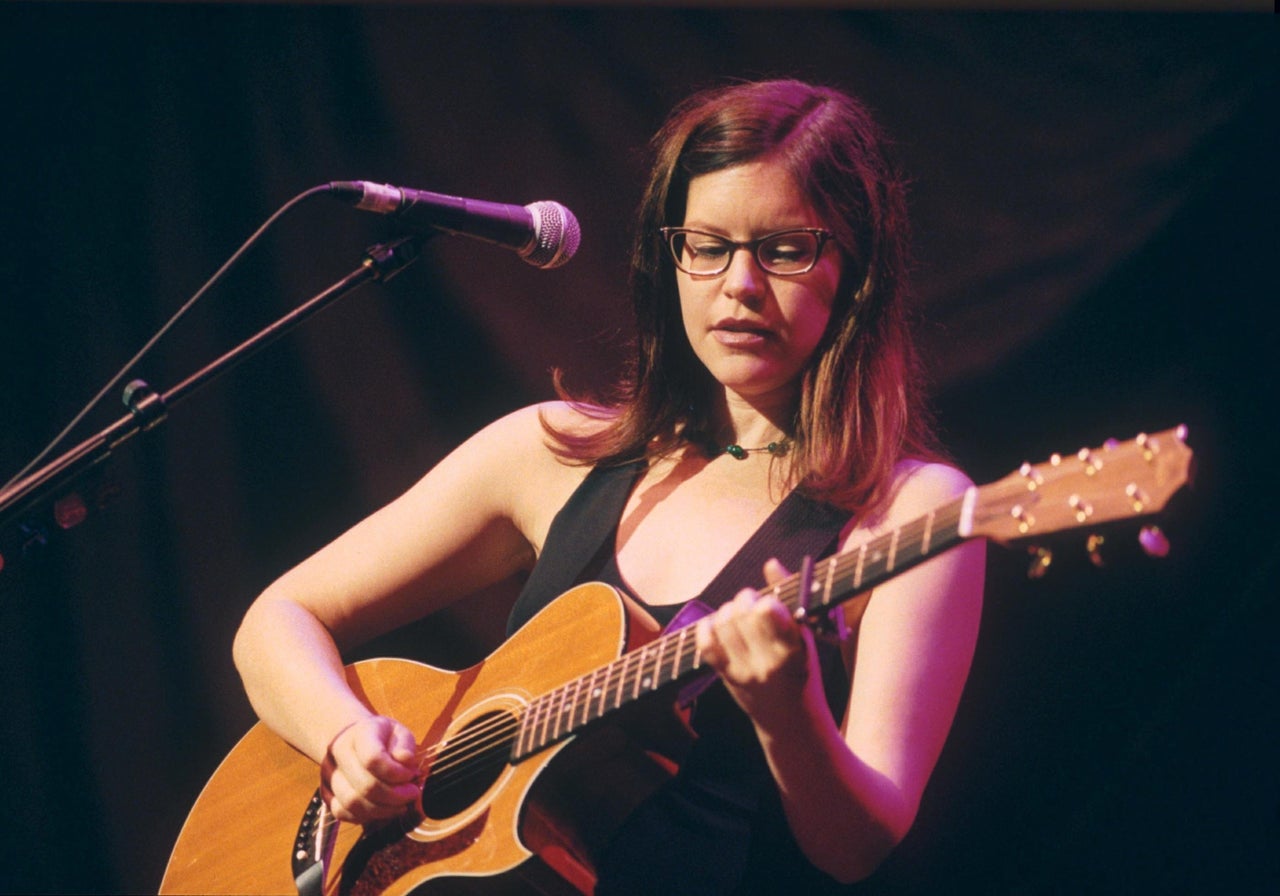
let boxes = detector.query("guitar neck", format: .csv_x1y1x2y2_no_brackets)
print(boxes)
512,492,972,760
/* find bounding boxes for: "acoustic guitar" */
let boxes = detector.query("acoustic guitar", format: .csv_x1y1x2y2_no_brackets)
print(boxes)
160,426,1193,896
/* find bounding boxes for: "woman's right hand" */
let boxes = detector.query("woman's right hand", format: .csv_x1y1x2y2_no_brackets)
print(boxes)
320,715,422,824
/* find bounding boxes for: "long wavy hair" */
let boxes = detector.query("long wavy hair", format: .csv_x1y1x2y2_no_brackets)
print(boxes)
547,79,943,520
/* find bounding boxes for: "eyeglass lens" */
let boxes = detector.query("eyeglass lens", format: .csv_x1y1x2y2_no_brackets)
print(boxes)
670,230,820,275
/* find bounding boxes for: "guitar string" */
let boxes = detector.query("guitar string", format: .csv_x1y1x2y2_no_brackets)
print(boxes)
408,502,964,797
409,628,703,783
413,632,704,792
410,626,711,795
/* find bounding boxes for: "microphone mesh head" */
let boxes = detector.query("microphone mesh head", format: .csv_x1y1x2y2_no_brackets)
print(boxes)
523,202,582,269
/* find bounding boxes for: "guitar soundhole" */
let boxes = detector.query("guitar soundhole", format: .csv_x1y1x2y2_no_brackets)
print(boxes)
419,709,518,821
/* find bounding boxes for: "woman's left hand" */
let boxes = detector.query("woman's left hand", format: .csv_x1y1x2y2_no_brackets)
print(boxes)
694,558,824,730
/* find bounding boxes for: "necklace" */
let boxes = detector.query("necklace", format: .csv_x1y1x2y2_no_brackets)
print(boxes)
722,438,791,460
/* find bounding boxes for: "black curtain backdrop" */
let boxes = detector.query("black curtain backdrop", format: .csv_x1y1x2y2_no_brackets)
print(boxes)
1,5,1276,894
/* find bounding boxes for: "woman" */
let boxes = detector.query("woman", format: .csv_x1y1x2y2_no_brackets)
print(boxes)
234,79,985,892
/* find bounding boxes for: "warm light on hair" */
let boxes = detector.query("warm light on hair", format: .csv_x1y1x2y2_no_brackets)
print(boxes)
546,79,943,520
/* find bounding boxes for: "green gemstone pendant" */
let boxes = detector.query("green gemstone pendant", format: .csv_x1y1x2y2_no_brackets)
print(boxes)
722,439,790,460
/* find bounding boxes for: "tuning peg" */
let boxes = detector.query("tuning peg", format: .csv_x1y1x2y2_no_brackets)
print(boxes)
1027,545,1053,579
1086,534,1106,568
1138,525,1170,558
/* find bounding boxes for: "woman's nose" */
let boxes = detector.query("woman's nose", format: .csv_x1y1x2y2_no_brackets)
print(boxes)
721,247,766,302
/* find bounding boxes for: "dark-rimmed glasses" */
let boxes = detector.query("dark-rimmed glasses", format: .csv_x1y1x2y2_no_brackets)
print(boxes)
660,227,833,277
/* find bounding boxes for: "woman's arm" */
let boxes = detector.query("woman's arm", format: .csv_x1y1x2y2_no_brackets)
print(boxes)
697,462,986,882
232,403,588,821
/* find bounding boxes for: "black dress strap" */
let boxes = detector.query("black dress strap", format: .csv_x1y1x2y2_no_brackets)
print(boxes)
506,461,644,637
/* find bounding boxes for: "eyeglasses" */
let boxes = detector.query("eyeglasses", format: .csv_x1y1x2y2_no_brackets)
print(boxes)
660,227,833,277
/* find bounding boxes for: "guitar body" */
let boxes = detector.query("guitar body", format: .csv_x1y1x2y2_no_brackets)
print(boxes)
161,583,673,896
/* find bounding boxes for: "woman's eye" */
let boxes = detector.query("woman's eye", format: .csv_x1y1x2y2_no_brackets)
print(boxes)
764,245,804,263
690,241,730,258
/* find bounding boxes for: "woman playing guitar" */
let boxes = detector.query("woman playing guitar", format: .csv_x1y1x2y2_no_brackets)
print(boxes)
232,79,986,893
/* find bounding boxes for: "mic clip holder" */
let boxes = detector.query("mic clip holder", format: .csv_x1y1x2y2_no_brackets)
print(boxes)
123,380,168,432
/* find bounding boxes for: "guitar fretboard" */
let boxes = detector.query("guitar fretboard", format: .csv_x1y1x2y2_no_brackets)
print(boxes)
511,494,969,761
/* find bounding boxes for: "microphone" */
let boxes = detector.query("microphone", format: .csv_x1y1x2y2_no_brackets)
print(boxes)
328,180,580,269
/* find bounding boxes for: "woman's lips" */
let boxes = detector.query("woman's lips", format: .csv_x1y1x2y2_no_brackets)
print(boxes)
711,319,772,347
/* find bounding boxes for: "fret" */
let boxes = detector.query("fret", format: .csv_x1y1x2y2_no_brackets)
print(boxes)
821,555,836,610
579,669,594,726
867,542,886,581
887,527,900,571
588,665,607,723
686,627,706,675
628,648,640,700
602,661,618,716
538,697,553,752
623,647,641,701
563,673,581,732
631,646,647,697
607,658,625,714
651,637,670,691
921,510,934,556
571,673,587,734
516,708,529,756
667,629,688,682
554,676,576,741
519,700,535,755
637,644,656,696
637,645,655,695
854,542,867,589
536,691,554,748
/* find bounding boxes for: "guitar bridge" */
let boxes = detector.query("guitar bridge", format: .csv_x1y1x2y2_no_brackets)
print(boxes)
292,789,336,896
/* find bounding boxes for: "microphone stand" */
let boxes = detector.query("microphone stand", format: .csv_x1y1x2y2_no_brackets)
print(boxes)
0,235,423,536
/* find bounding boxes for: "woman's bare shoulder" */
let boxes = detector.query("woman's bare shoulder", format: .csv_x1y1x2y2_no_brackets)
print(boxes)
464,400,613,454
464,401,616,526
889,459,973,513
843,460,973,543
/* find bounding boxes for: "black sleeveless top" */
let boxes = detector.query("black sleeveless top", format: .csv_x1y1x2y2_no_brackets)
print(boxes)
507,462,860,895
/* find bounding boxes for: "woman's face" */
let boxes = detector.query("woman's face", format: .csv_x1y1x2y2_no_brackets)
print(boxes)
676,159,843,409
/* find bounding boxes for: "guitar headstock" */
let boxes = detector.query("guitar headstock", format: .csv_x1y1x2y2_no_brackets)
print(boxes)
971,425,1193,545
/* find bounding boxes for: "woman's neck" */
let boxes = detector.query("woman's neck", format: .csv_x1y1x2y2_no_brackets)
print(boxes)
715,387,797,449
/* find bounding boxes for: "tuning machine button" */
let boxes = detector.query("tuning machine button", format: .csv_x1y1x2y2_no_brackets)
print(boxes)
1139,525,1170,558
1026,545,1053,579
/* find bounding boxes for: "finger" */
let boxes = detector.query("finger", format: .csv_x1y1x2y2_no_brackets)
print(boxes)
714,594,755,657
748,597,812,680
387,719,419,765
762,557,791,586
326,768,417,823
749,594,800,642
351,717,419,785
696,616,725,667
324,717,421,819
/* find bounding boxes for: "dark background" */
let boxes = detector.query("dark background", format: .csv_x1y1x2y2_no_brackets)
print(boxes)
1,4,1276,894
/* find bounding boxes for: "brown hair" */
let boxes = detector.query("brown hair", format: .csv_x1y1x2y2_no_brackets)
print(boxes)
548,79,943,520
